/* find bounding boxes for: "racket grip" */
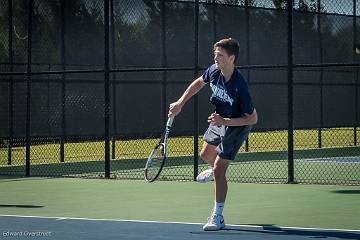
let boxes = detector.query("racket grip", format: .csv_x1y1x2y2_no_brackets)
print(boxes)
167,116,174,127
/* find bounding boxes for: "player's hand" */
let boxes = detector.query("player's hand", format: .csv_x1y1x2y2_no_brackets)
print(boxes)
207,113,225,125
168,101,182,117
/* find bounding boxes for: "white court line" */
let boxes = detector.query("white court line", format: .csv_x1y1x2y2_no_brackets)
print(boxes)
297,156,360,164
0,214,359,233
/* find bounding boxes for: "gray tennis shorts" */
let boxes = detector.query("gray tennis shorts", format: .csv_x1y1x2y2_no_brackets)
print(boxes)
203,124,252,160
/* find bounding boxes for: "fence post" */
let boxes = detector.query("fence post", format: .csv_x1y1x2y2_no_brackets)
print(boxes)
7,0,13,166
60,0,66,163
212,0,216,41
353,0,358,146
161,0,167,127
104,0,110,178
287,0,295,184
317,0,323,149
110,0,117,159
193,0,199,181
245,0,250,152
25,0,34,177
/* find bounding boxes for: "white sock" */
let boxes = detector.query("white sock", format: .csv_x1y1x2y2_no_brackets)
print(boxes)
212,201,224,216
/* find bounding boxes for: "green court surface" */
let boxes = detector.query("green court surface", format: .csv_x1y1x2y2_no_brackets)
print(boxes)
0,177,359,230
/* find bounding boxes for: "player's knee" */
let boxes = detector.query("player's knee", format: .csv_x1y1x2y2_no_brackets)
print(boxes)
200,151,216,165
213,164,226,180
199,150,208,161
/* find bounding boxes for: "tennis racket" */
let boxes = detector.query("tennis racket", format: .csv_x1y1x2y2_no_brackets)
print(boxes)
144,116,174,182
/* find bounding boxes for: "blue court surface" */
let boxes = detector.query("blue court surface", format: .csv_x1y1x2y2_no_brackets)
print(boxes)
0,215,359,240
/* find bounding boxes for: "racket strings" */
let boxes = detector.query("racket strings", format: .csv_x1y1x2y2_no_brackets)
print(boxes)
146,145,165,180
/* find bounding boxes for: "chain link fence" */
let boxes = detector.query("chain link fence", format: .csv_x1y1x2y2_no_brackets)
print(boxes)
0,0,359,185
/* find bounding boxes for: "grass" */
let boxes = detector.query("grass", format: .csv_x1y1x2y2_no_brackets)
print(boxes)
0,127,359,184
0,128,358,165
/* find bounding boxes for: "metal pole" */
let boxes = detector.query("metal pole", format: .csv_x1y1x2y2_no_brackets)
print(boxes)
287,0,295,184
110,0,117,159
317,0,323,148
212,0,216,41
25,0,34,177
104,0,111,178
245,0,250,152
7,0,13,166
353,0,358,146
193,0,199,181
47,64,51,137
60,0,66,163
161,0,167,126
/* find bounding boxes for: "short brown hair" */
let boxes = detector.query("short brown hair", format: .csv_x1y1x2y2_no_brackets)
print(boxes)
214,38,240,63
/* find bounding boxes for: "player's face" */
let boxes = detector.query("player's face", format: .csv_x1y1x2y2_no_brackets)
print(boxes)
214,47,234,69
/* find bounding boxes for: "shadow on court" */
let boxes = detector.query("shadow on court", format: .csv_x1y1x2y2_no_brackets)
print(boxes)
0,204,44,208
202,225,360,240
0,216,359,240
331,190,360,194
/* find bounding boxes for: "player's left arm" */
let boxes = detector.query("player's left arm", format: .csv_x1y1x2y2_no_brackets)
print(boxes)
223,109,257,126
208,109,257,126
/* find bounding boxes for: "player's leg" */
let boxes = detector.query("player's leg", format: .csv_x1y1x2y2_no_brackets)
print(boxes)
197,142,217,182
203,125,252,231
197,124,223,183
199,141,217,166
213,157,231,203
202,156,230,231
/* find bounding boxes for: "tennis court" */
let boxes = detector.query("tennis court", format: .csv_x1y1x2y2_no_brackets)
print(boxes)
1,215,359,240
0,177,359,239
1,0,360,239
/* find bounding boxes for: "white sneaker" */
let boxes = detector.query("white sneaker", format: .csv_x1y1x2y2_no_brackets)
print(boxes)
196,169,213,183
203,214,225,231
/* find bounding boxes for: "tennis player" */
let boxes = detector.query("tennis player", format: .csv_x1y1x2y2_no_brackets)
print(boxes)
168,38,257,231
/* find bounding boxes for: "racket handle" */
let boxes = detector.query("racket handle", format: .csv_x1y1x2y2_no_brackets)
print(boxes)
167,116,174,127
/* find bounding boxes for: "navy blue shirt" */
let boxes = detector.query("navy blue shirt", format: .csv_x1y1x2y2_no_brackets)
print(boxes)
202,64,254,118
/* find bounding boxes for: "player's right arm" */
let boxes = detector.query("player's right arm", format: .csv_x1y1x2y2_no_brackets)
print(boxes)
168,76,206,117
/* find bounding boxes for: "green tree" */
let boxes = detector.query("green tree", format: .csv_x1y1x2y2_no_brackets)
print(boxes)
272,0,287,9
63,0,104,65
